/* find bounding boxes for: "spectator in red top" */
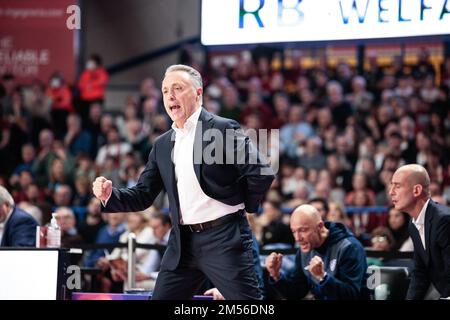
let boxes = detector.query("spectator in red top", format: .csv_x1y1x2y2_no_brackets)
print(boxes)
45,72,73,139
77,54,109,126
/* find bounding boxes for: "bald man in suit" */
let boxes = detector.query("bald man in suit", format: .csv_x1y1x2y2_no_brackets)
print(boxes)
389,164,450,299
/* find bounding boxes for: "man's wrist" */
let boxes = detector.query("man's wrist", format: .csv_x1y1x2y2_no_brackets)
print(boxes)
101,191,112,207
270,272,281,282
318,272,328,284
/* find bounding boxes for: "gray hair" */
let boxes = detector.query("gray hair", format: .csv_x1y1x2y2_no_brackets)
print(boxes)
165,64,203,89
0,186,15,207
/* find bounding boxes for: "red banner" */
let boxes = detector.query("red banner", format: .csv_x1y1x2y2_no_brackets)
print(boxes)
0,0,77,85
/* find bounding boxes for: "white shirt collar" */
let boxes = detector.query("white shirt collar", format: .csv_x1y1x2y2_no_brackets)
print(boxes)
0,207,13,242
413,198,430,226
3,206,14,226
162,229,170,245
171,107,202,133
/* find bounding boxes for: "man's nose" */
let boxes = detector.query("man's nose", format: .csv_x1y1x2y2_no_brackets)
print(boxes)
388,186,394,196
168,89,176,100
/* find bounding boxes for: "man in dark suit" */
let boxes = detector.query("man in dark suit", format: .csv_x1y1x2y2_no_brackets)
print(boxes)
389,164,450,299
0,186,38,247
92,64,274,299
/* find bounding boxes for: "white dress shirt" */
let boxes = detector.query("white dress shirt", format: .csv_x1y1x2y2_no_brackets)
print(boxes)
412,198,430,250
140,229,171,278
172,107,244,224
0,223,4,244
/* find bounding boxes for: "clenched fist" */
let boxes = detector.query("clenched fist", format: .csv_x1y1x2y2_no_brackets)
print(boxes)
306,255,325,281
265,252,283,281
92,176,113,202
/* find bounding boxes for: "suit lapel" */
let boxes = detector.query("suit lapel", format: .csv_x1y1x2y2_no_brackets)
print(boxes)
166,130,181,224
409,220,427,264
193,108,214,183
424,200,435,263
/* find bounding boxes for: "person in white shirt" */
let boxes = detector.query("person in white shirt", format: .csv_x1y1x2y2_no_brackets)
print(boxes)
389,164,450,299
92,64,274,299
107,211,155,291
136,212,172,290
95,126,132,167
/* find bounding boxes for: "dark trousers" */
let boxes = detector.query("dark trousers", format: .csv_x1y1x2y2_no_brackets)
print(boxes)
152,214,262,300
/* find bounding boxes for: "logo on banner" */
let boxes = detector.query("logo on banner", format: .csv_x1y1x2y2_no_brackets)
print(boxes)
239,0,305,28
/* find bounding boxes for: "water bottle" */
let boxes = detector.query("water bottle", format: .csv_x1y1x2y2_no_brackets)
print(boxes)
46,213,61,248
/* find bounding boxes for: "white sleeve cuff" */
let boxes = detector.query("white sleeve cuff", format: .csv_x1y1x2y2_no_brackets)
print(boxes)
101,192,112,207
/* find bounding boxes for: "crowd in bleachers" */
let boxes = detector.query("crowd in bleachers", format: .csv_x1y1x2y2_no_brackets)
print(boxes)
0,47,449,292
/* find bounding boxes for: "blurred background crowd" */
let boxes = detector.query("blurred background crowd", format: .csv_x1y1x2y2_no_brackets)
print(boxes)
1,41,449,293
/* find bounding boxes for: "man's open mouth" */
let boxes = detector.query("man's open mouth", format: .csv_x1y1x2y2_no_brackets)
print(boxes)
170,105,181,111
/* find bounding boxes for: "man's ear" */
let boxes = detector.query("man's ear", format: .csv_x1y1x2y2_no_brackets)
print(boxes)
196,88,203,99
317,220,324,229
413,184,423,197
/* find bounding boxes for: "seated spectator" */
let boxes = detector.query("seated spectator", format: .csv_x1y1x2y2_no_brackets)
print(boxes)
345,172,376,205
265,204,368,300
326,81,354,131
254,200,294,247
308,197,329,220
53,184,73,207
371,227,395,251
84,212,126,268
0,186,38,247
99,155,123,187
95,126,132,168
346,75,374,116
54,206,84,249
387,207,413,252
326,152,353,193
17,202,43,226
47,158,73,193
270,91,290,129
23,182,51,223
106,211,155,291
367,226,395,267
73,176,92,207
348,190,385,242
32,129,57,186
74,154,96,182
10,170,34,203
240,91,273,129
297,137,327,171
78,197,105,244
219,85,242,122
136,212,172,289
326,202,351,228
64,113,93,157
8,143,36,187
280,105,314,159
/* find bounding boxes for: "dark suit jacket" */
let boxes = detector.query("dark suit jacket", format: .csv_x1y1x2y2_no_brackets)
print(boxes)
1,206,38,247
103,108,275,270
407,200,450,299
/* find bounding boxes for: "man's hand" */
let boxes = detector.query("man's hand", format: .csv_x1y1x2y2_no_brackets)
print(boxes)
306,255,326,282
265,252,283,281
204,288,225,300
111,268,127,282
96,257,110,271
135,271,151,282
92,176,113,202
